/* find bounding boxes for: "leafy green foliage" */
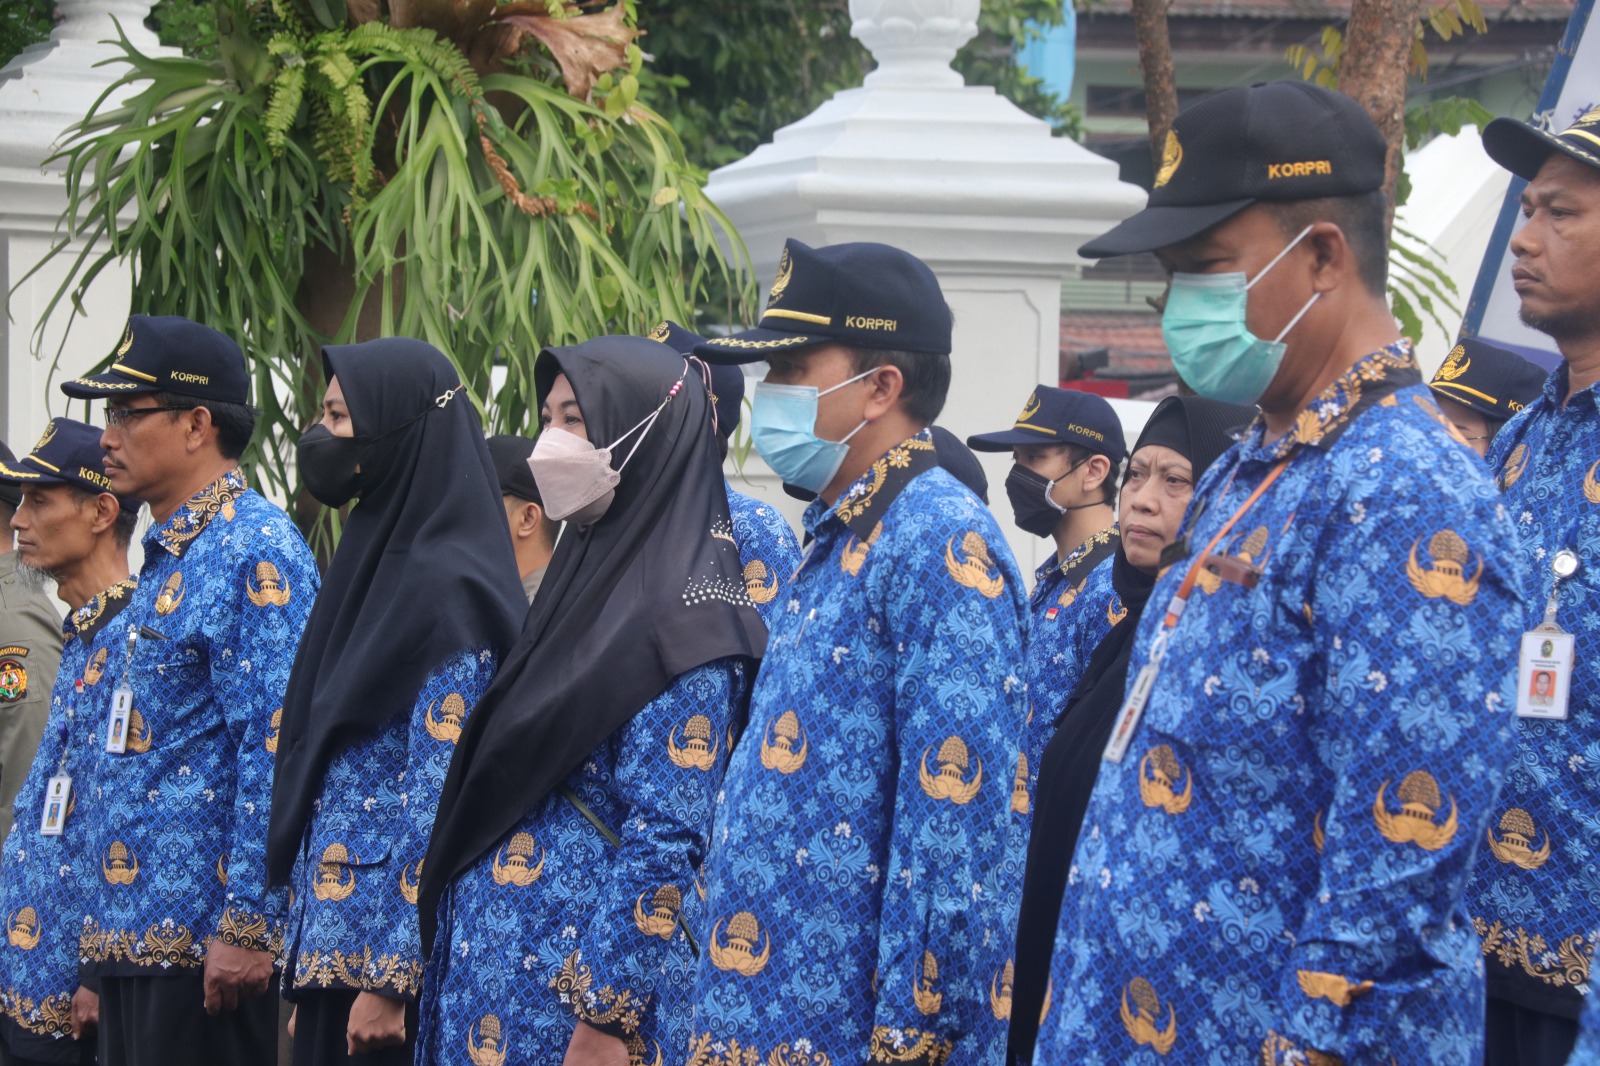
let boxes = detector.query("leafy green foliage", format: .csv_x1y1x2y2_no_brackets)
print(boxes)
28,0,751,552
1284,0,1495,342
639,0,1078,169
0,0,53,70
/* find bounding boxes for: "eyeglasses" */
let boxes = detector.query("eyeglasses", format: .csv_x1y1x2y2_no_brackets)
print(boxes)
103,405,194,428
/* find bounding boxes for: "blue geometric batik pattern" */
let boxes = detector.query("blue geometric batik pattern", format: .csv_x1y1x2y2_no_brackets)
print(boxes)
1040,345,1524,1064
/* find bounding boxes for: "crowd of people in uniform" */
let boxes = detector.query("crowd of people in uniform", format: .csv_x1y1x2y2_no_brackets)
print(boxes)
0,77,1594,1066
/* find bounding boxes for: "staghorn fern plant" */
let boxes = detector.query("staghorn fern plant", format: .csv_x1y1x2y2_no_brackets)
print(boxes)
24,0,755,551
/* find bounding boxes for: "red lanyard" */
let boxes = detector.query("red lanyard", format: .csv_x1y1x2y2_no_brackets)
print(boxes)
1162,458,1292,629
1103,456,1293,764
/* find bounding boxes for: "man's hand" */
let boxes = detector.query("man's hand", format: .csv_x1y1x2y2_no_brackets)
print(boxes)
563,1021,628,1066
202,940,273,1015
347,991,407,1055
69,986,99,1041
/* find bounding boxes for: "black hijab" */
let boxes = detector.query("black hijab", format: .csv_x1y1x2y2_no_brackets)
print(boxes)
267,338,526,886
418,335,766,952
1007,394,1250,1064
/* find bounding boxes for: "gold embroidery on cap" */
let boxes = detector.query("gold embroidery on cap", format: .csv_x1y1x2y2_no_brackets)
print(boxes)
116,324,134,357
647,321,671,343
769,248,793,305
111,363,158,384
764,308,832,326
1155,129,1183,189
1266,160,1333,179
1436,344,1470,382
33,423,57,453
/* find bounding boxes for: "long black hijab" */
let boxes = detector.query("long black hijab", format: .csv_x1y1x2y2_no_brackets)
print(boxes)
1007,394,1250,1063
267,338,526,886
418,335,766,952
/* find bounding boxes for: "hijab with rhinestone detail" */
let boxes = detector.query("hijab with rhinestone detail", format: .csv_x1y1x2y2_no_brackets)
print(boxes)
419,335,766,951
268,337,525,886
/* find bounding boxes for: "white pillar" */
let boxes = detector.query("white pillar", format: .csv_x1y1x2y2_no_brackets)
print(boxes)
709,0,1145,572
0,0,170,450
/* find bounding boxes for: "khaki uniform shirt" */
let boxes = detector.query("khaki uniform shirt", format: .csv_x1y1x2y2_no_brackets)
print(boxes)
0,551,63,846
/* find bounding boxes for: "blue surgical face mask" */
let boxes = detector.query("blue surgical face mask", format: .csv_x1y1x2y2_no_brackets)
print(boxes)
749,369,875,494
1161,225,1320,406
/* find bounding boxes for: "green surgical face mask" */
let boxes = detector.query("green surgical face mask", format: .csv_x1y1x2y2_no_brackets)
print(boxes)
1160,225,1319,406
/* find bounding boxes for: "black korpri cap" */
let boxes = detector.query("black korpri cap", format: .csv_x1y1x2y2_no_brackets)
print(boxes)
1428,338,1548,422
968,385,1127,460
0,418,140,512
486,434,542,505
647,320,744,437
61,315,250,405
694,239,951,364
1483,106,1600,182
1080,81,1388,258
0,443,18,509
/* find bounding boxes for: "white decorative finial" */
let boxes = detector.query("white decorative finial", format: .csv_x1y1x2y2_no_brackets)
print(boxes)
849,0,981,88
51,0,163,48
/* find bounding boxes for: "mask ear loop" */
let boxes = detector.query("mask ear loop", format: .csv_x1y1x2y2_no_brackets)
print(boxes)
612,365,691,472
688,357,717,438
1244,224,1316,291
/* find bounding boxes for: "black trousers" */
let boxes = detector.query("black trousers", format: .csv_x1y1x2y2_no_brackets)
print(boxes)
1485,996,1579,1066
289,991,415,1066
96,975,276,1066
0,1015,95,1066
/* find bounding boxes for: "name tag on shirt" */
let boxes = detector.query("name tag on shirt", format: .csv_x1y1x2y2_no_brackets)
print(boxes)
1516,628,1574,721
106,684,133,754
40,774,70,836
1104,662,1158,764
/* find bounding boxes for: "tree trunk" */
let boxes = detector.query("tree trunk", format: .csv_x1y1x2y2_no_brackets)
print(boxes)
1339,0,1424,233
1132,0,1179,170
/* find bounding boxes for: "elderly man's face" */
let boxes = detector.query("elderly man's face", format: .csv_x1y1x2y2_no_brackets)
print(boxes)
1510,153,1600,342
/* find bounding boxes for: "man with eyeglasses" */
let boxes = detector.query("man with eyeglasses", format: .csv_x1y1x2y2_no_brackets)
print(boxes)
59,316,318,1066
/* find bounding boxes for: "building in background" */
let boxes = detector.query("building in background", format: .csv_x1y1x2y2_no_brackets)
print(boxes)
1021,0,1572,397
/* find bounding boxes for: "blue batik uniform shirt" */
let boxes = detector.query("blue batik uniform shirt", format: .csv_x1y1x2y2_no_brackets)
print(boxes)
687,431,1029,1066
418,658,749,1066
285,647,497,1001
82,469,318,974
0,578,135,1051
1039,345,1523,1065
726,485,801,631
1468,361,1600,1019
1019,529,1120,804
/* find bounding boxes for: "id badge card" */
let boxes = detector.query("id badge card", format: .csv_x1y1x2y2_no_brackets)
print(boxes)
39,774,70,836
106,684,133,754
1516,627,1575,720
1104,662,1159,764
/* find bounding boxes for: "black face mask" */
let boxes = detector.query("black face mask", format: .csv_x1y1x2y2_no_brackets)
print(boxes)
1006,456,1104,539
297,424,367,508
1006,463,1069,538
